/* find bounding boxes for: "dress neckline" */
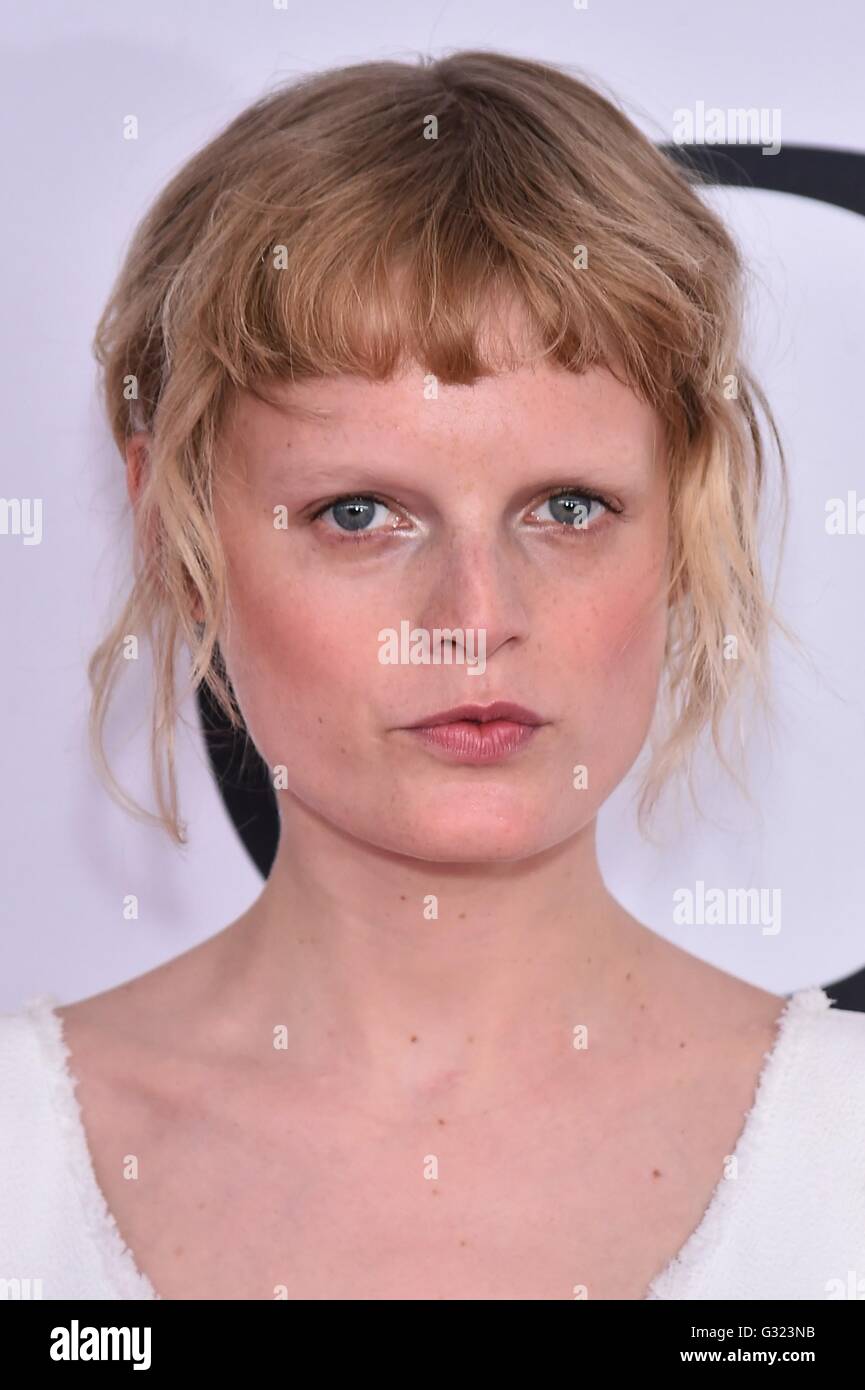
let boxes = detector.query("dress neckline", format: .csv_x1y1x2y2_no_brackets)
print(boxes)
22,984,833,1302
24,990,161,1300
643,984,833,1298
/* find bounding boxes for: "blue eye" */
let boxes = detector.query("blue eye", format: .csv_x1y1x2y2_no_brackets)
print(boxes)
318,496,395,533
533,491,610,529
311,487,617,540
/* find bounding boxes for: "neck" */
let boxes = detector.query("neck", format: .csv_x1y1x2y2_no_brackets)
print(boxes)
212,797,655,1117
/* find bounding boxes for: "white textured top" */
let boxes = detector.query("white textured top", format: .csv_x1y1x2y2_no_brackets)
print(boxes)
1,986,864,1300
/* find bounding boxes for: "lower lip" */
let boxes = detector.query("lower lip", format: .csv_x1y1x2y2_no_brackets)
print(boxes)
403,719,542,763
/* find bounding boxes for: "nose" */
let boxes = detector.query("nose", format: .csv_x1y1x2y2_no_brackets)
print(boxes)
412,526,531,663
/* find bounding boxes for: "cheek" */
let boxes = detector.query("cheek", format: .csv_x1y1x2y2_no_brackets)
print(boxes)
225,591,355,716
217,547,385,766
545,544,669,736
598,518,669,671
595,573,668,689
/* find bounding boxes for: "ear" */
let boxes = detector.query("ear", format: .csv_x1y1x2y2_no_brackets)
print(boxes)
124,431,151,508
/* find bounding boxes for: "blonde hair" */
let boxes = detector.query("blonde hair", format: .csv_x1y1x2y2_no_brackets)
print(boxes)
89,49,798,846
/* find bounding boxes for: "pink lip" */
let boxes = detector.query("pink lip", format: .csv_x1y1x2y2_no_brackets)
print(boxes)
400,702,547,765
405,701,544,728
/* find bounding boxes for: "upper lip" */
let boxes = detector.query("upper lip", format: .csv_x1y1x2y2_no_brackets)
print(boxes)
404,701,546,729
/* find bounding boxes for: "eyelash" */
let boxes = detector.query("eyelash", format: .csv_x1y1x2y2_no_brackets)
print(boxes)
310,488,622,540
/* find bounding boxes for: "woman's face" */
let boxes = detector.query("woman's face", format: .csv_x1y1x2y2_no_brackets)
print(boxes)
212,358,671,862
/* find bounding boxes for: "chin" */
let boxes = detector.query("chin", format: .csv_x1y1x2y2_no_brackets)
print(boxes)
370,796,575,864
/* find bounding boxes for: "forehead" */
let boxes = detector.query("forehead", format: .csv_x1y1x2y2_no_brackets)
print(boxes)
229,360,658,457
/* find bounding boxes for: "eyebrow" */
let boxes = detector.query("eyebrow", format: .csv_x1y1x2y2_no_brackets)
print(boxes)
263,460,397,490
281,402,336,424
252,388,338,426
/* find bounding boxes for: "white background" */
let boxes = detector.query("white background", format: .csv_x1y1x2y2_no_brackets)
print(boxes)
1,0,863,1009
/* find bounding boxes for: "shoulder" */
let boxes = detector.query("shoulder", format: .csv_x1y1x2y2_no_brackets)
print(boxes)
0,996,71,1287
781,986,865,1084
648,988,865,1300
0,993,82,1175
776,988,865,1134
0,994,159,1299
730,987,865,1203
734,990,865,1292
693,981,865,1196
0,994,63,1131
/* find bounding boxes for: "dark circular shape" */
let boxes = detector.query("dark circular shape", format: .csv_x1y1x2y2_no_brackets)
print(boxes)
549,492,591,527
330,496,378,531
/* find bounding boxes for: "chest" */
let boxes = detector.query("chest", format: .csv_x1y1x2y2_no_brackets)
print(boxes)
78,1075,725,1300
